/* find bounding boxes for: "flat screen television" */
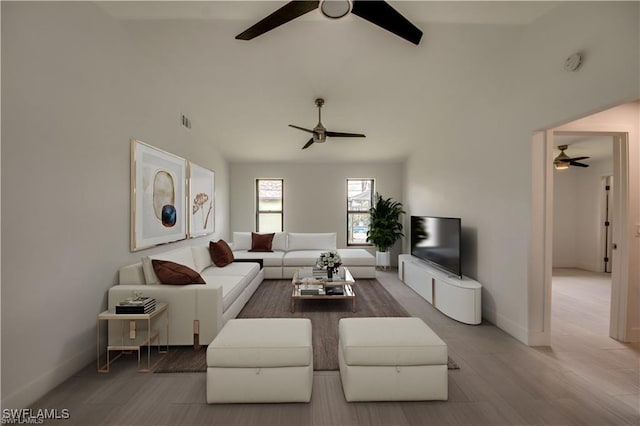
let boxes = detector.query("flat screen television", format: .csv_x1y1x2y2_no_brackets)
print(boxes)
410,216,462,279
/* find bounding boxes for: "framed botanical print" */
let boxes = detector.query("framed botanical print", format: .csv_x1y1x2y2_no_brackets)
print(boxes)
188,162,215,238
131,139,187,251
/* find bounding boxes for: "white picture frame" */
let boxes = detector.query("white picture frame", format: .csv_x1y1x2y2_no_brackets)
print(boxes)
188,162,215,238
131,139,187,251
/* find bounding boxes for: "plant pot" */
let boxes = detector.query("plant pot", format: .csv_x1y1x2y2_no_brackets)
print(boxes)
376,251,391,270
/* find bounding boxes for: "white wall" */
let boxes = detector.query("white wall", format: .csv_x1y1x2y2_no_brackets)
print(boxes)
1,3,230,408
553,155,614,271
552,168,579,267
405,2,639,343
229,162,404,261
405,22,531,340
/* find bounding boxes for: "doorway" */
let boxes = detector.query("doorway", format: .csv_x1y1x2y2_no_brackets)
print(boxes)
550,134,614,340
528,102,636,346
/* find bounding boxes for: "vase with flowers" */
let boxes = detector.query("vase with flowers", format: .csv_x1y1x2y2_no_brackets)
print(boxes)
316,251,342,279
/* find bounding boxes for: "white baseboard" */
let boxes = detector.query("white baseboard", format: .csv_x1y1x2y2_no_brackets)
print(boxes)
576,262,601,273
626,327,640,342
526,330,551,346
1,346,95,409
481,308,529,345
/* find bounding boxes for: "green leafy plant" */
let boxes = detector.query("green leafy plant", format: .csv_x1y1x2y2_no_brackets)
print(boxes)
366,193,405,252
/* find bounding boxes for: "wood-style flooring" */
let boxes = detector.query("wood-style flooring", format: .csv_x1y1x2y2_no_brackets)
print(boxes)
30,269,639,425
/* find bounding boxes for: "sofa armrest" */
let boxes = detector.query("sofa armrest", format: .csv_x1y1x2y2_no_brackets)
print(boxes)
196,285,225,344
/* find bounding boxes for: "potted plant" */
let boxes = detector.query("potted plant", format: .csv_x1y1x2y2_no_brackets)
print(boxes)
366,193,405,270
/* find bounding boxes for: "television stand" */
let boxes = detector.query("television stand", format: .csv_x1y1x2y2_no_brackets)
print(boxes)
398,254,481,325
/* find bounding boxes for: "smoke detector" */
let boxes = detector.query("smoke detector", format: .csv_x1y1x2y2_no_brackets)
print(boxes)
564,53,583,72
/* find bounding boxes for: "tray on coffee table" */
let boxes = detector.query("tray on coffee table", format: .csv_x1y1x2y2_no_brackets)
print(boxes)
291,267,356,313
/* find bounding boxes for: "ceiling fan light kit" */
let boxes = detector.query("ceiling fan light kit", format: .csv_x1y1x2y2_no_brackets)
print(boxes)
235,0,423,45
554,144,590,170
320,0,352,19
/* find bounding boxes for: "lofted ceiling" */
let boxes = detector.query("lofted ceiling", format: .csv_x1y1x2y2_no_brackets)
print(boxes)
96,1,561,163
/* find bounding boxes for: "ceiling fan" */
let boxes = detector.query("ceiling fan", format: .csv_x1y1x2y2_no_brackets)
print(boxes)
290,98,365,150
554,145,590,170
235,0,423,45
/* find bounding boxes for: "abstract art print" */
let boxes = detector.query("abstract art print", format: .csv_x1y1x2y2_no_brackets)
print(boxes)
188,163,215,238
131,139,187,251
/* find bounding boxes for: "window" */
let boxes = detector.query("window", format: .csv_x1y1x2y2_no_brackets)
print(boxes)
256,179,283,232
347,179,374,245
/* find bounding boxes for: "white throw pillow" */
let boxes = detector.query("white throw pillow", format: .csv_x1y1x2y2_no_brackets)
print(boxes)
287,233,336,251
232,232,252,251
191,246,213,272
272,232,287,251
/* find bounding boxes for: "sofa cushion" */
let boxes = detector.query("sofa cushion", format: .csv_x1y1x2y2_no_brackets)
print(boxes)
232,232,252,251
191,246,213,273
249,232,274,252
283,250,325,267
141,247,198,285
207,318,312,368
337,249,376,266
152,260,206,285
287,233,336,251
233,250,284,267
271,232,287,251
202,262,261,278
119,263,146,285
201,274,251,311
209,240,234,267
201,262,260,311
339,317,447,366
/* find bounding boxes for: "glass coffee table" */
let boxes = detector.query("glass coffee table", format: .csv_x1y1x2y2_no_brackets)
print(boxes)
291,267,356,313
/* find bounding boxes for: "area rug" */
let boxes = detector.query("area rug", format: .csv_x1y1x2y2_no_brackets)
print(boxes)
154,279,459,372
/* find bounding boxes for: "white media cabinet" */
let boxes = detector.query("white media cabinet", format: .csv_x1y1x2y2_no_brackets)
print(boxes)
398,254,482,325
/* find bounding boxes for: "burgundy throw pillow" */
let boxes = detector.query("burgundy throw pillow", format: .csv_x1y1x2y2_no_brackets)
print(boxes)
151,260,206,285
209,240,234,267
249,232,275,252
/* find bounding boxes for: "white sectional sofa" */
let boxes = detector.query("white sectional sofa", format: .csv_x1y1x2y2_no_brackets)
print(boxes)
108,245,264,348
231,232,376,279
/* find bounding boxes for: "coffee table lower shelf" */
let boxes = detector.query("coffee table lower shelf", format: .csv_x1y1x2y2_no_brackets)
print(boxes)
291,284,356,313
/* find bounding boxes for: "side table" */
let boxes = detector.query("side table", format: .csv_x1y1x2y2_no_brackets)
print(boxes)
97,302,169,373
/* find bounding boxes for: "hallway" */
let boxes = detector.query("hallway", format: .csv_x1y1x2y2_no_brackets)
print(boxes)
552,267,611,336
549,267,638,413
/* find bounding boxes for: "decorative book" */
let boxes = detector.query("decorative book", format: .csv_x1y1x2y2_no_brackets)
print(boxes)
298,284,324,295
115,297,156,314
324,285,344,295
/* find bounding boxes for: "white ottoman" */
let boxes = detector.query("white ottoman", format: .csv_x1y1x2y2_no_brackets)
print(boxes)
206,318,313,403
338,317,448,402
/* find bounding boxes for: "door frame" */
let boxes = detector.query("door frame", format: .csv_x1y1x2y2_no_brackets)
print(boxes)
529,128,630,345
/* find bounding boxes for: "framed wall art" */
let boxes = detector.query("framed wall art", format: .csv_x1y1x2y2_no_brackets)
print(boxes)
188,162,215,238
131,139,187,251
